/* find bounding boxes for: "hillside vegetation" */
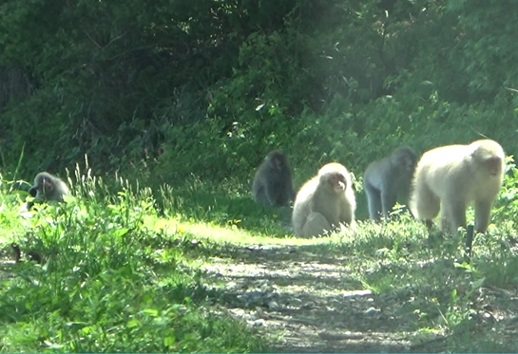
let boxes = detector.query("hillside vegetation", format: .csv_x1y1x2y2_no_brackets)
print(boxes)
0,0,517,352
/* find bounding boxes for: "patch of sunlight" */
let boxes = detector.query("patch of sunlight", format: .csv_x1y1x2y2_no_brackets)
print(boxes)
145,214,345,247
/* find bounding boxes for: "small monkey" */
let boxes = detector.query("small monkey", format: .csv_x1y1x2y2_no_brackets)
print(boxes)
363,146,417,221
410,139,505,234
252,150,295,207
292,162,356,238
29,172,70,202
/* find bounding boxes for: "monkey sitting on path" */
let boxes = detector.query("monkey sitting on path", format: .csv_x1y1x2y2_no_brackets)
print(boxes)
292,162,356,238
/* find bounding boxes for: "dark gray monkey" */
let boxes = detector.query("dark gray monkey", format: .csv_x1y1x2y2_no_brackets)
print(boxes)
364,146,417,221
29,172,70,202
252,150,294,207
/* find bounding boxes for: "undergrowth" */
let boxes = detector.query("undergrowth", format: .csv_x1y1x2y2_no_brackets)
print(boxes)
0,167,265,352
0,161,517,352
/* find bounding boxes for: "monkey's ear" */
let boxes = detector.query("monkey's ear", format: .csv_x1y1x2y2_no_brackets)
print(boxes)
468,142,481,156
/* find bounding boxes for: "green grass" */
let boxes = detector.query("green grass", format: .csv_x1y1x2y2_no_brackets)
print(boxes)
1,167,517,352
0,172,265,352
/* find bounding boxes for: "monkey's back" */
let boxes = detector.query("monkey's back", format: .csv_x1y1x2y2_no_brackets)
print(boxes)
415,144,469,193
292,176,319,236
415,141,504,202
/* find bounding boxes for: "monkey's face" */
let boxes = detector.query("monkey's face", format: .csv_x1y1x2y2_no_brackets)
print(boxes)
473,139,504,159
403,155,417,172
34,178,55,199
327,173,347,193
28,186,37,197
269,153,287,171
391,147,417,172
397,151,417,172
485,157,503,176
471,141,504,177
271,156,284,170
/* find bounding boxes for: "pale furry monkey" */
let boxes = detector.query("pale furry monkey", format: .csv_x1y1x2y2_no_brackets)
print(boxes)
252,150,294,207
364,146,417,221
410,139,505,234
29,172,70,202
292,162,356,237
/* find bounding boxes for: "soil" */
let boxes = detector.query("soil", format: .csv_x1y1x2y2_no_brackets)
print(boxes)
201,243,518,353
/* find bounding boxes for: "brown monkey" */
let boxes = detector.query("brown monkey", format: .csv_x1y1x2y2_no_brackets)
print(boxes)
292,162,356,237
252,150,294,207
410,139,505,234
364,146,417,221
29,172,70,202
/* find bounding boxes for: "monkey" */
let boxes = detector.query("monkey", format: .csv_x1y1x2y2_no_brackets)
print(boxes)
410,139,505,234
252,150,295,207
28,172,70,202
363,146,418,221
292,162,356,238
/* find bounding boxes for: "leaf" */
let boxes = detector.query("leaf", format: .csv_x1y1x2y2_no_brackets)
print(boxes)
164,336,176,348
142,308,159,317
127,319,140,328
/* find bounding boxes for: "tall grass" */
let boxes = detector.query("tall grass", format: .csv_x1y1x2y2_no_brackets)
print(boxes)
0,164,264,352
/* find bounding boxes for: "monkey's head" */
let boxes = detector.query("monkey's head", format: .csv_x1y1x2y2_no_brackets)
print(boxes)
319,163,350,193
268,150,288,170
30,172,56,199
470,139,505,177
392,146,418,173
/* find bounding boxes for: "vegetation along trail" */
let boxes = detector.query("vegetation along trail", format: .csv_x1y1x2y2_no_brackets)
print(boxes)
2,0,518,352
1,180,517,352
192,222,518,353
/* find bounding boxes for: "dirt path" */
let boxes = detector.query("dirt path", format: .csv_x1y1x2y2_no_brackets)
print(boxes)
3,237,515,352
201,243,439,352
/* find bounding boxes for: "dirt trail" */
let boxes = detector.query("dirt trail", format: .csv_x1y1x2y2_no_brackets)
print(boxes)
202,243,437,352
3,237,514,352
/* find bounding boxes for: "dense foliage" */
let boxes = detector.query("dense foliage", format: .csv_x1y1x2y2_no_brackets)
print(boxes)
0,0,516,187
1,2,518,350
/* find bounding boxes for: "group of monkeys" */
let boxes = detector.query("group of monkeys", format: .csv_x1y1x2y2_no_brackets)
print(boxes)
252,139,506,238
24,138,506,240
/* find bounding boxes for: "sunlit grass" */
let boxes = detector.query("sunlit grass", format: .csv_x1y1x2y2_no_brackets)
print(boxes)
1,165,517,352
0,169,266,352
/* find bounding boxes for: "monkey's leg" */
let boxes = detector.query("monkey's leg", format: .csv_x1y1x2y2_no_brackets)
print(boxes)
442,201,467,234
381,191,398,219
474,200,492,233
365,187,382,221
412,183,440,233
302,212,333,238
266,183,284,207
255,187,272,207
413,185,440,221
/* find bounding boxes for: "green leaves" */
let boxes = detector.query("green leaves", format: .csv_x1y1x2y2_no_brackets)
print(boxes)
0,171,263,352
